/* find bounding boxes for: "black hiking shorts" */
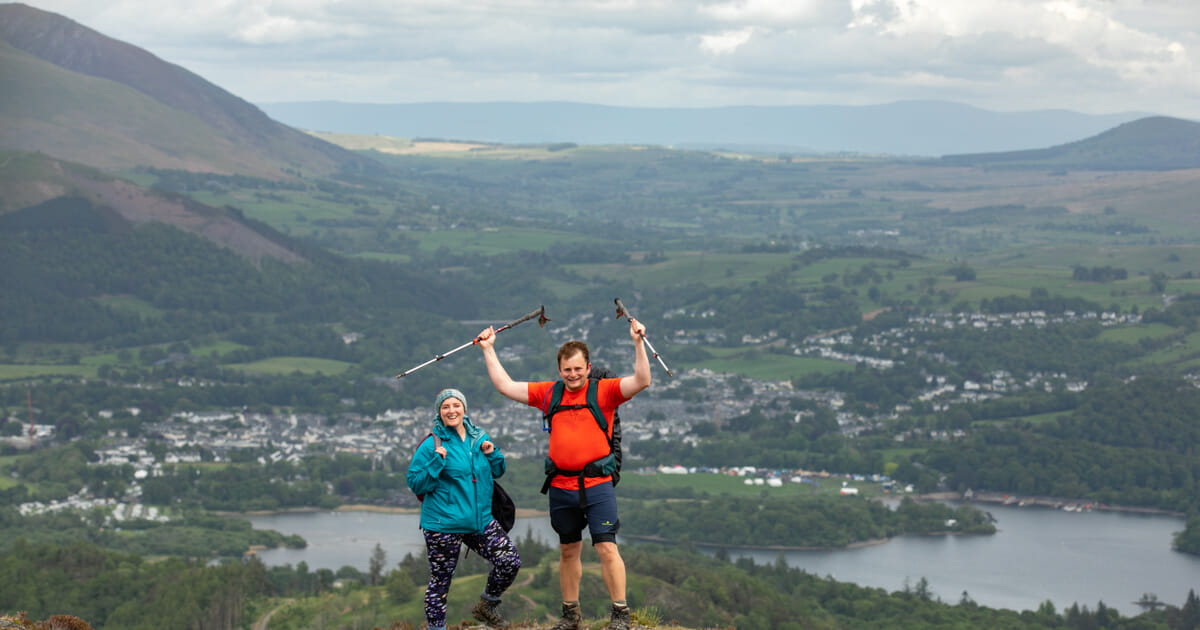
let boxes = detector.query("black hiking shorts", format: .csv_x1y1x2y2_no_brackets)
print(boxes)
548,480,619,545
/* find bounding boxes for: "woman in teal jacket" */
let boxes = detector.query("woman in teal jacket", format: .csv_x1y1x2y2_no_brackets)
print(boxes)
407,388,521,630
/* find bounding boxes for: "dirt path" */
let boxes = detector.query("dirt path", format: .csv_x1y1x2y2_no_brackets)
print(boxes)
862,307,890,321
252,599,293,630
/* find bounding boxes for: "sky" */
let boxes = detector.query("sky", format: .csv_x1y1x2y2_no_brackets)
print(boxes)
19,0,1200,118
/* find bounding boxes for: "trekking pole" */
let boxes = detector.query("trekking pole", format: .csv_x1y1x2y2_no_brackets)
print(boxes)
614,297,673,377
395,305,551,378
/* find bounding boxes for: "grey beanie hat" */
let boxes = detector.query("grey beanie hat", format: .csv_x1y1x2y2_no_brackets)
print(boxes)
434,388,467,416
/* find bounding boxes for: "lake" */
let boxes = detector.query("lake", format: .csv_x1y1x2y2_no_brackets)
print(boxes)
248,502,1199,617
247,510,559,573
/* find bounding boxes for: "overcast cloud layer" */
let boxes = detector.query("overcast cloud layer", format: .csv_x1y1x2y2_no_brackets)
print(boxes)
20,0,1200,118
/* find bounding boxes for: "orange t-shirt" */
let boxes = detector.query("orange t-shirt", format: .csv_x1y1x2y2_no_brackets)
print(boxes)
528,378,628,491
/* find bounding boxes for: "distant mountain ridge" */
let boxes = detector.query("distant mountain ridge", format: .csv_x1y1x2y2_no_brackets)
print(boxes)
258,100,1156,157
939,116,1200,171
0,3,1184,170
0,2,380,178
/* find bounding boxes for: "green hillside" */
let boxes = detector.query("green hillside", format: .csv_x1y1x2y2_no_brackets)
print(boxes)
0,4,380,178
940,116,1200,170
0,41,287,176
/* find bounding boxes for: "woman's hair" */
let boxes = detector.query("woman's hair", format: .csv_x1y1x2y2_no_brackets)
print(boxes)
557,340,590,366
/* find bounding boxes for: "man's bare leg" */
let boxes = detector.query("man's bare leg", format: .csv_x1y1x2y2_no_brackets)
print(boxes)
595,541,626,602
559,541,583,600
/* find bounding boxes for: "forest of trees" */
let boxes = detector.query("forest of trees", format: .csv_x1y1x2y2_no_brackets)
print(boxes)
918,376,1200,514
0,506,304,559
637,376,1200,516
0,220,454,350
1176,517,1200,555
1073,265,1129,283
0,540,268,629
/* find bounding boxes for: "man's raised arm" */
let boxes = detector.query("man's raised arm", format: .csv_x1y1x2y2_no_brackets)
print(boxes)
477,326,530,404
620,318,652,399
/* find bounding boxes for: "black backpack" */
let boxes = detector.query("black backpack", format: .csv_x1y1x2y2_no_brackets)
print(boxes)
413,433,515,532
539,366,623,499
591,366,623,474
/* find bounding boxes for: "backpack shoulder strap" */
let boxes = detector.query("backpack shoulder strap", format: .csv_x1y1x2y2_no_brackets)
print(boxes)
549,380,566,415
422,432,443,457
584,377,607,436
542,380,567,431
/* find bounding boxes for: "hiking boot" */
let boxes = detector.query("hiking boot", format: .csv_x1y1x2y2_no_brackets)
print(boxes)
607,603,632,630
549,602,582,630
471,597,509,629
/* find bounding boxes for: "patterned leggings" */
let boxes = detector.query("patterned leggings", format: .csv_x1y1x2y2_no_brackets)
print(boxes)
422,519,521,628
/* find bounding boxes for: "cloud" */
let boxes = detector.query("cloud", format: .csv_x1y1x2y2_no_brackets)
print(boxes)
699,27,755,55
700,0,845,25
18,0,1200,117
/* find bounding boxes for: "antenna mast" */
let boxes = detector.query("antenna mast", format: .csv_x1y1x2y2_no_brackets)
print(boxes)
27,387,34,442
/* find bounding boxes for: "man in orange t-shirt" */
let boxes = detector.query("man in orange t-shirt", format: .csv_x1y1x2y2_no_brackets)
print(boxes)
478,317,650,630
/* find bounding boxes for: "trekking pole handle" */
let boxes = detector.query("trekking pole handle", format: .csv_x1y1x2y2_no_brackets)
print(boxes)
495,305,550,334
614,297,673,376
614,298,631,321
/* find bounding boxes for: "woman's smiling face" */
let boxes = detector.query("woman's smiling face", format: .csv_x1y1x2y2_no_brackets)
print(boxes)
439,397,464,427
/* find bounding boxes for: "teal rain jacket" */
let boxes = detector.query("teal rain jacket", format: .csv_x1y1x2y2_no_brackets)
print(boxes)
406,414,506,534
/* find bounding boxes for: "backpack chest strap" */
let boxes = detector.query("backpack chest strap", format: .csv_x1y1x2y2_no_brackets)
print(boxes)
543,379,608,437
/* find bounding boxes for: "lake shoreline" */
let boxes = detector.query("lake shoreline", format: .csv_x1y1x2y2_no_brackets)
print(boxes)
620,533,895,551
902,491,1187,518
225,491,1186,521
224,504,547,519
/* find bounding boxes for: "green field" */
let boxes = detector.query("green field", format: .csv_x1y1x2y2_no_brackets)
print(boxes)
574,252,799,289
351,251,411,263
0,364,95,380
0,454,30,489
184,189,356,233
972,410,1067,427
412,226,606,255
1098,322,1177,343
11,340,255,372
225,357,355,375
94,295,165,319
190,340,251,359
878,447,925,461
1127,329,1200,367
